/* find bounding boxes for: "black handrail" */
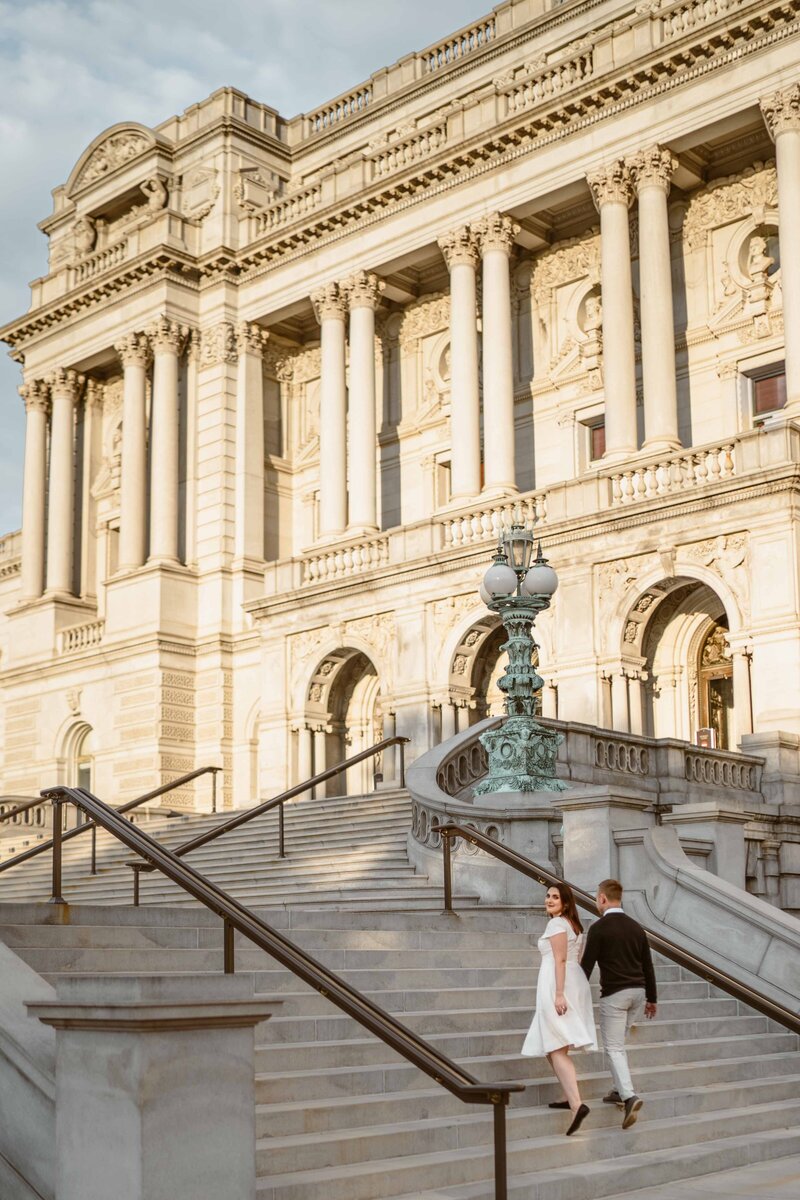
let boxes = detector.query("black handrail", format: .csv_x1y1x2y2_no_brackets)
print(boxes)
44,785,521,1199
0,767,221,878
439,822,800,1036
127,736,409,902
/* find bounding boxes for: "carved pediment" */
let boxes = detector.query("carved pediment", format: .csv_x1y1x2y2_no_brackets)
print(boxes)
68,124,159,194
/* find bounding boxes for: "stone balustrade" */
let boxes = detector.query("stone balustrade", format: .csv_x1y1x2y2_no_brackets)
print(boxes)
685,748,760,791
370,123,447,178
438,491,549,551
58,619,105,655
308,85,372,134
659,0,748,40
0,529,21,581
504,47,595,116
421,18,495,72
0,801,48,831
70,241,128,286
302,535,389,585
606,442,736,506
254,184,323,235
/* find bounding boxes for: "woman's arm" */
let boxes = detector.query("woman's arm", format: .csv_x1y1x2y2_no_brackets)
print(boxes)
550,931,568,1014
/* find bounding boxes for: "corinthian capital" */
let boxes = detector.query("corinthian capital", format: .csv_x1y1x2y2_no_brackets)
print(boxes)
115,332,151,369
311,282,347,323
47,367,85,400
19,379,50,414
627,145,677,194
84,379,104,409
236,321,269,355
149,316,187,354
587,161,634,210
343,271,385,311
438,225,480,269
761,84,800,140
474,212,519,257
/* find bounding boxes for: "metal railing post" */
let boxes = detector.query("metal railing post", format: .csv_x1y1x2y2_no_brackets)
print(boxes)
493,1098,508,1200
399,740,406,787
278,802,285,859
90,822,97,875
442,830,456,916
211,770,218,814
49,796,66,904
223,919,235,974
132,864,141,907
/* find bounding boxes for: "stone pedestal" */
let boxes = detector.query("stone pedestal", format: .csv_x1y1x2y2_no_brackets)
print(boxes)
662,801,751,889
28,974,280,1200
551,787,654,891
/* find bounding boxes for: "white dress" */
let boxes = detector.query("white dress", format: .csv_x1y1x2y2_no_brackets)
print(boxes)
521,916,597,1057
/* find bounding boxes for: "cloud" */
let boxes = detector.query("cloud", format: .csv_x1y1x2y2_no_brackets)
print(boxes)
0,0,480,531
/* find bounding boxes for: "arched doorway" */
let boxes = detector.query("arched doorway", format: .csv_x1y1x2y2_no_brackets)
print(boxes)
442,617,542,734
303,649,382,796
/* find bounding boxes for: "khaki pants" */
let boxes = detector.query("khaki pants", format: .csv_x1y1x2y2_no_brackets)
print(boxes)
599,987,645,1101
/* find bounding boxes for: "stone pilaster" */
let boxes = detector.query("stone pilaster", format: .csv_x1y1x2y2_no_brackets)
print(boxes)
115,332,151,572
761,84,800,412
438,226,481,500
344,271,385,532
311,283,348,538
588,161,637,461
628,145,681,452
475,213,519,495
45,368,84,596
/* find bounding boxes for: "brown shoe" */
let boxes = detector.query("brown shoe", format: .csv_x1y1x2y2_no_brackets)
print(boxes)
622,1095,643,1129
566,1104,590,1136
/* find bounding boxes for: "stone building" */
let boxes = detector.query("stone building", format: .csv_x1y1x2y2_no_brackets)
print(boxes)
1,0,800,812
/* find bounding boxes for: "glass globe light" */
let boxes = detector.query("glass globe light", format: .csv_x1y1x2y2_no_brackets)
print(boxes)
479,581,493,606
483,560,518,599
522,561,558,597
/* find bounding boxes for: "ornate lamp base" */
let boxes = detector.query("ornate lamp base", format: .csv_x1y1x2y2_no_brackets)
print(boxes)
474,715,567,795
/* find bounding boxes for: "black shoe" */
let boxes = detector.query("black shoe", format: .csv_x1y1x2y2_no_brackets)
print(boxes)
622,1095,643,1129
548,1100,570,1109
602,1089,623,1106
565,1103,590,1136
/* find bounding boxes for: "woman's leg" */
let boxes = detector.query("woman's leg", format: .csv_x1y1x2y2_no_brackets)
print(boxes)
547,1047,582,1111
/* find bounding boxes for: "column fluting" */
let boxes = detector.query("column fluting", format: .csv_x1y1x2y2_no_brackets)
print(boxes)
345,271,385,532
761,84,800,412
45,368,84,595
235,321,267,562
115,333,151,571
149,318,184,563
628,145,681,452
19,380,50,601
475,212,519,495
438,226,481,500
312,284,348,538
588,162,638,461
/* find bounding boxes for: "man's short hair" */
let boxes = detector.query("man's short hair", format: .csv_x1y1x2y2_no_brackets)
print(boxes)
597,878,623,903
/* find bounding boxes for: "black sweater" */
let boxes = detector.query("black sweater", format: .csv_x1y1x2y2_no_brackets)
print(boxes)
580,912,657,1003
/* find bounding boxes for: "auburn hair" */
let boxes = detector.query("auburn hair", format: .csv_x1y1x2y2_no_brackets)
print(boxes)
547,881,583,935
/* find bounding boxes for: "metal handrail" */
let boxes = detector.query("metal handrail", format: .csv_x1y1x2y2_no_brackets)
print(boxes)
127,736,409,902
0,767,221,878
439,823,800,1036
44,785,521,1199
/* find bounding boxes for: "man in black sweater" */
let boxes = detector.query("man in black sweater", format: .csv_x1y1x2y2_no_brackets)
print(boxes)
581,878,657,1129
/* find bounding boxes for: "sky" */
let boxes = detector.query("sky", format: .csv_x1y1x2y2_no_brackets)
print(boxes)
0,0,484,534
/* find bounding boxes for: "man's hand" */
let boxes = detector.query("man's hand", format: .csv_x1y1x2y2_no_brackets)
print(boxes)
644,1002,657,1019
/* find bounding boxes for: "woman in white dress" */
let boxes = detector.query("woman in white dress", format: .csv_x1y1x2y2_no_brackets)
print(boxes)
521,882,597,1135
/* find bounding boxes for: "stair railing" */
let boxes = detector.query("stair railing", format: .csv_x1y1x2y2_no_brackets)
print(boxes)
438,823,800,1036
126,735,409,904
43,784,522,1200
0,767,221,878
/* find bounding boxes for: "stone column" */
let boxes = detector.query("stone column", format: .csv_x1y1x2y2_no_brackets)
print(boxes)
46,369,84,596
297,725,312,784
234,321,267,562
438,226,481,500
382,709,397,785
761,84,800,412
628,145,681,452
345,271,385,532
628,673,644,736
313,726,327,798
19,380,50,601
115,333,151,572
79,380,104,599
476,212,519,495
149,318,184,564
588,163,637,461
441,701,457,741
611,671,630,733
312,284,348,538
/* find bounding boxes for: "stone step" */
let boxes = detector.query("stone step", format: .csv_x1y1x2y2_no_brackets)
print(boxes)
256,1077,800,1176
255,1055,800,1138
253,1032,799,1102
254,1100,800,1199
598,1151,800,1200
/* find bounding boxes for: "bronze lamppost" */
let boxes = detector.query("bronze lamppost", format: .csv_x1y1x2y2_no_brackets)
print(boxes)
474,524,566,795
